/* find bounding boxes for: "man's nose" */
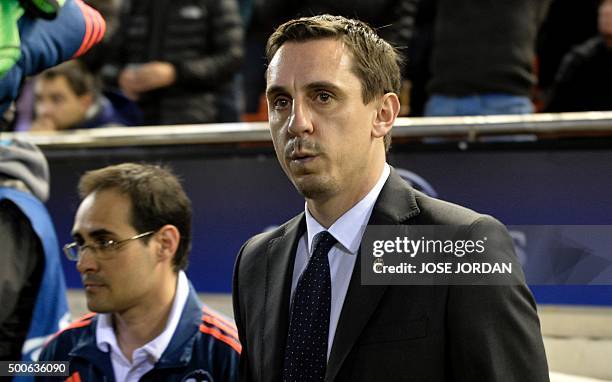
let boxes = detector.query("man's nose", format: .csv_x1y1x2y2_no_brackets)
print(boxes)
36,101,53,117
76,249,99,274
287,99,314,137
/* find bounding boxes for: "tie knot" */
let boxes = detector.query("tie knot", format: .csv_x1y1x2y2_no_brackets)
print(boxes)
313,231,337,256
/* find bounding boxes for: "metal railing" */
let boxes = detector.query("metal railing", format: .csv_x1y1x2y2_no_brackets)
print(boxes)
3,111,612,148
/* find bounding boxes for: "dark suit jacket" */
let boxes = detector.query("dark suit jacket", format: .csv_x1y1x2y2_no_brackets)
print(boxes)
232,169,549,381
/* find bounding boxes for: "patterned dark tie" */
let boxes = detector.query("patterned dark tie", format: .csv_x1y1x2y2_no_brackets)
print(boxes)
283,231,337,382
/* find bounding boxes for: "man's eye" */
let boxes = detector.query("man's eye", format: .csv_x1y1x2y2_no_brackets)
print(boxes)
51,95,64,104
316,92,332,103
96,239,116,249
273,97,290,109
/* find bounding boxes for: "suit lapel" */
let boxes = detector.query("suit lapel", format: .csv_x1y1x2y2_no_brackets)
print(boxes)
325,251,387,381
262,213,306,382
326,168,421,381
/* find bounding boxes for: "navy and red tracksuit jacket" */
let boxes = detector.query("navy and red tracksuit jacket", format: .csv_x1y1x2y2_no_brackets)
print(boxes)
37,284,240,382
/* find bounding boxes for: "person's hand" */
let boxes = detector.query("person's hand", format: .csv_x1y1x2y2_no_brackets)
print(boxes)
118,62,176,99
600,0,612,47
30,117,57,131
118,68,141,100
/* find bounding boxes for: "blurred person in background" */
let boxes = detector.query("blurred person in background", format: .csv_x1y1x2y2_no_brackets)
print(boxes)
0,140,69,365
241,0,293,119
536,0,600,101
1,0,99,365
545,0,612,112
101,0,244,125
29,60,141,131
405,0,436,116
0,0,106,127
288,0,418,64
424,0,551,116
39,163,240,382
241,0,417,119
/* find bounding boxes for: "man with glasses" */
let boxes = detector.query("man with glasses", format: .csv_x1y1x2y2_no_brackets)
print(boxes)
38,163,240,382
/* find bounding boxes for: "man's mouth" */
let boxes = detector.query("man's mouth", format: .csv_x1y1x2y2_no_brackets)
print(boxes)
83,279,106,291
84,284,105,292
289,151,318,163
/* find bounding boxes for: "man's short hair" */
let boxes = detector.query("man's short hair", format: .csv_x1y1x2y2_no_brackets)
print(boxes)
266,14,403,150
78,163,192,272
39,60,97,97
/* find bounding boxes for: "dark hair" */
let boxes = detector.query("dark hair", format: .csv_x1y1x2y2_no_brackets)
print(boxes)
39,60,97,97
266,14,403,150
78,163,192,272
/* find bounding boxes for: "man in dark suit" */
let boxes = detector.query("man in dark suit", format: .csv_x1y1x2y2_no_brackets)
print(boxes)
232,14,549,382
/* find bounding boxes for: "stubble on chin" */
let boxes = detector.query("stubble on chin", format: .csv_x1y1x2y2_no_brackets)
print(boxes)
292,173,338,200
85,291,114,313
296,183,328,200
86,300,109,313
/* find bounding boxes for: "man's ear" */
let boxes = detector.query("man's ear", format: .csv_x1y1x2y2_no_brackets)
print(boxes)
154,224,180,264
372,92,400,139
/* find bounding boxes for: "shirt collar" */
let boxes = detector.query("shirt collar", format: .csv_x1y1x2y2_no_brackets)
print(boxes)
95,270,191,363
305,163,390,254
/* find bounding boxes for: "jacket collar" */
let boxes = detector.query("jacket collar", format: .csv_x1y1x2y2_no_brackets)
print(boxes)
68,316,115,381
69,282,203,373
325,167,420,381
262,213,306,381
156,282,202,368
367,166,421,226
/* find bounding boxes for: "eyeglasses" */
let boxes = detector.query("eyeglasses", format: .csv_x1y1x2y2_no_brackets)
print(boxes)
63,231,156,261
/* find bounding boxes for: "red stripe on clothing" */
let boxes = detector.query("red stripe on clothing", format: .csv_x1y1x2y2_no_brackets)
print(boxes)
201,314,239,340
92,8,107,45
65,371,81,382
72,0,93,57
47,313,95,345
85,5,99,51
201,306,238,335
81,1,101,52
199,324,242,354
72,0,106,57
83,1,106,49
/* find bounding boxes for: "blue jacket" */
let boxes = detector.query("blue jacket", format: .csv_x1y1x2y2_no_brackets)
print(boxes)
38,283,240,382
78,91,143,129
1,0,105,115
0,187,69,370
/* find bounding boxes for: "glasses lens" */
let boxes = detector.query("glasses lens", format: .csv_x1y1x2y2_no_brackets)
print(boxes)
63,244,79,261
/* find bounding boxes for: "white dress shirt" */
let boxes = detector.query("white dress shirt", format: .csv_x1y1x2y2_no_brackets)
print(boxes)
96,270,190,382
291,163,391,359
